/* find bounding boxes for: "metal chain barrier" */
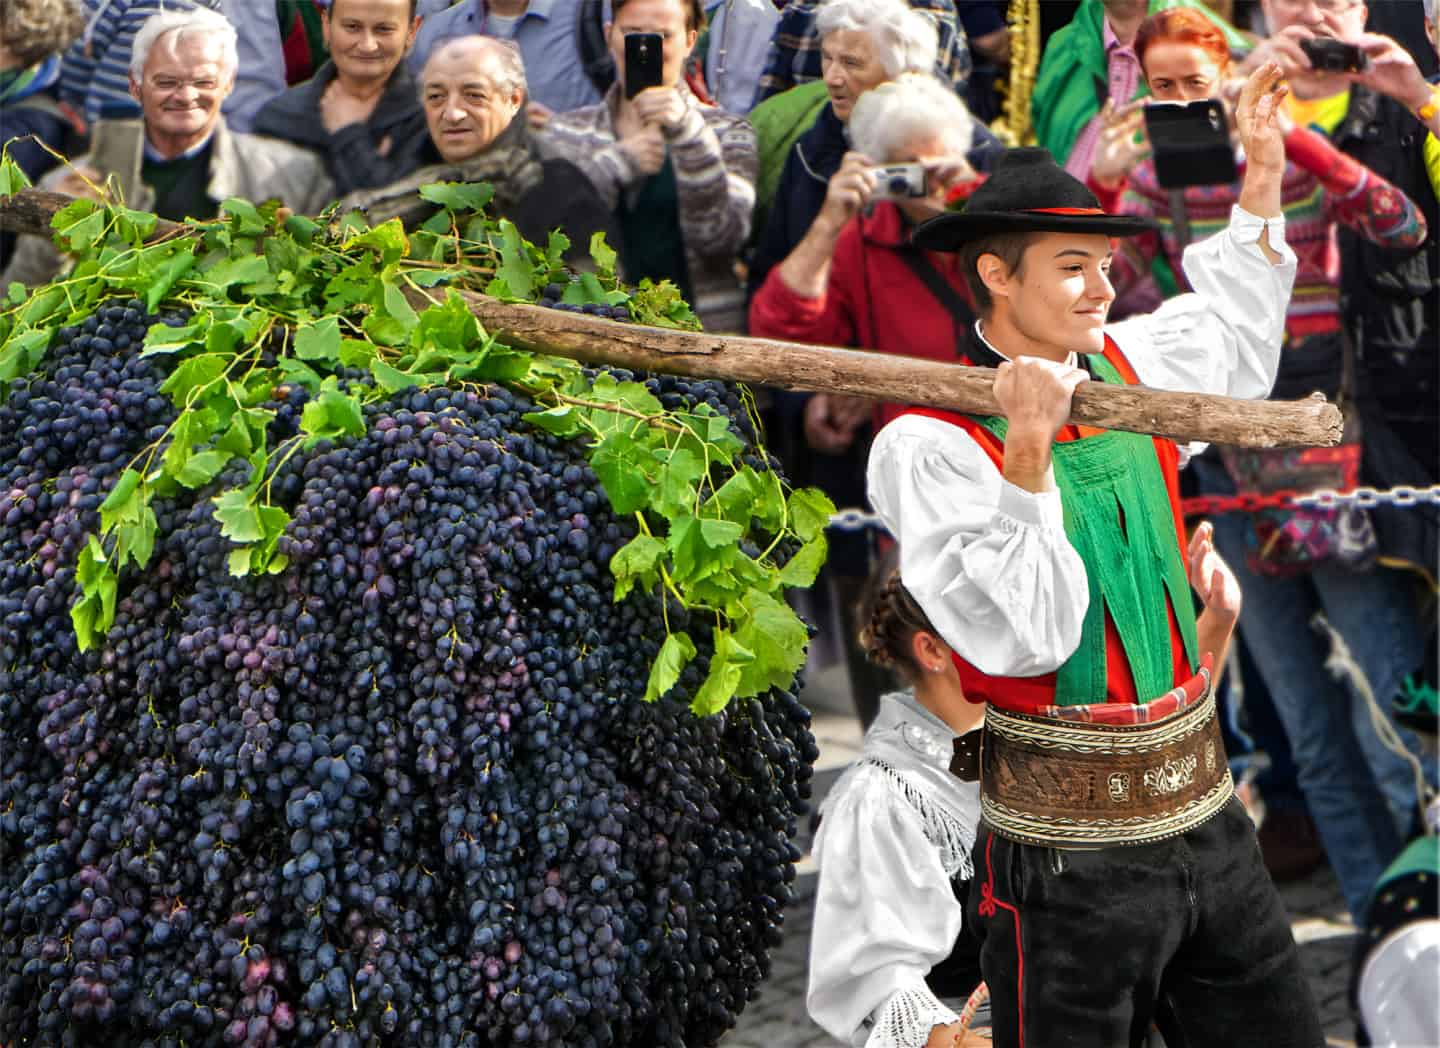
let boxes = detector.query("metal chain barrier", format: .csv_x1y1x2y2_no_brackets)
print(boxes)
827,484,1440,533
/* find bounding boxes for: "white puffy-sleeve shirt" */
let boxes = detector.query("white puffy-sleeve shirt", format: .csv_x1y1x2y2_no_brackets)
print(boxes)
807,695,982,1047
868,207,1297,678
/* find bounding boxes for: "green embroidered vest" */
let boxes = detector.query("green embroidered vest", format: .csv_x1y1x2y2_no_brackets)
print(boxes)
978,354,1199,706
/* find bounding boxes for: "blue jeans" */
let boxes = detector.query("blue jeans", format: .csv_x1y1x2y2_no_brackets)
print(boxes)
1192,457,1431,921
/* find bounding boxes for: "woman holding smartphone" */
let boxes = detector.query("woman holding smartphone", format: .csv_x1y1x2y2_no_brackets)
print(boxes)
536,0,757,333
1088,5,1433,931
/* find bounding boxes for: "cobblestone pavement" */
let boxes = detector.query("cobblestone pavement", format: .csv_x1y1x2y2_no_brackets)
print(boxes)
720,711,1364,1048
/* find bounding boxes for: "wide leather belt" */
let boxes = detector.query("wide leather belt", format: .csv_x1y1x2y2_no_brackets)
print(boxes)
976,690,1233,849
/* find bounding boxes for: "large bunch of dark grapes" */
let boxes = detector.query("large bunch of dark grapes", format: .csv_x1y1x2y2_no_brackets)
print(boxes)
0,299,818,1047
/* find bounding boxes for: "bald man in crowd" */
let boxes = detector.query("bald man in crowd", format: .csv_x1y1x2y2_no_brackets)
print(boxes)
343,34,618,262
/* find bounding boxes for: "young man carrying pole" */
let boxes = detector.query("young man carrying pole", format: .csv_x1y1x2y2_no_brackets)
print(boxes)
866,63,1326,1047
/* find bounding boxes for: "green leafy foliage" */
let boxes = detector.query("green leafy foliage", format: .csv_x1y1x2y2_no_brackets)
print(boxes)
0,157,831,715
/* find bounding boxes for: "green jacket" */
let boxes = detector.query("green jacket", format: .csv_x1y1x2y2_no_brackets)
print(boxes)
1032,0,1248,168
747,80,831,237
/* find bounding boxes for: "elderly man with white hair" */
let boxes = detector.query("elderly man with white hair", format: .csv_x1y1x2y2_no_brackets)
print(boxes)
4,6,333,286
341,35,617,263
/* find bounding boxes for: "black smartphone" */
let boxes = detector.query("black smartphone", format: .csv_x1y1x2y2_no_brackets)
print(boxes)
1143,99,1238,190
624,32,664,99
1299,36,1368,74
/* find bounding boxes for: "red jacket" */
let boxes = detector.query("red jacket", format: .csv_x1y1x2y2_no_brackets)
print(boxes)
748,201,977,428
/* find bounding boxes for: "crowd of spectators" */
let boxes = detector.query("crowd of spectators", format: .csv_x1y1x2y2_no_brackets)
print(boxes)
0,0,1437,1033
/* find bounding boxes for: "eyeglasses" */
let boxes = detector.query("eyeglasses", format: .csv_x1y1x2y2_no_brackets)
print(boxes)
146,76,220,93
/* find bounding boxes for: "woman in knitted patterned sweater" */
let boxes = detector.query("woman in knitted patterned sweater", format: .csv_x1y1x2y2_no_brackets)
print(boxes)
1088,7,1426,400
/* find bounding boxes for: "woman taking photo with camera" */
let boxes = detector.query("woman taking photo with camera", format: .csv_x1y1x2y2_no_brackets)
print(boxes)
748,73,983,438
747,72,984,730
1088,5,1434,930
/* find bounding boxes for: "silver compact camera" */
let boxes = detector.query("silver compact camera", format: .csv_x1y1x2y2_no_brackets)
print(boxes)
870,163,928,200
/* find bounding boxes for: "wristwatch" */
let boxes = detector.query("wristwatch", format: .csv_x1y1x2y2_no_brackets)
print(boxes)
1416,84,1440,124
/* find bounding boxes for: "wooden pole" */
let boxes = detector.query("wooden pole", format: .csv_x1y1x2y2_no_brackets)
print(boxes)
0,188,1343,449
427,289,1342,450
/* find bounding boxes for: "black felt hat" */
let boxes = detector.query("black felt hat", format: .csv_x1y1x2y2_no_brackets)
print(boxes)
914,147,1156,252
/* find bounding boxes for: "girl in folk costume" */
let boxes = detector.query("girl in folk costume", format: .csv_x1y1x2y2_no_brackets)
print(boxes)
865,64,1326,1047
807,550,990,1048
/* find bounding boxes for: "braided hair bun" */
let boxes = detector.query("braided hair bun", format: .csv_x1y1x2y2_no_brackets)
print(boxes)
857,545,941,680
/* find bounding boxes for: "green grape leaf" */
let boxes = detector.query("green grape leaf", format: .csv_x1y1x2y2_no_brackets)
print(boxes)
213,488,265,543
610,533,666,602
493,219,534,301
699,517,744,548
418,181,494,213
17,285,66,328
339,338,378,368
219,198,268,236
560,272,628,307
732,590,809,698
706,467,759,524
412,288,479,352
407,268,466,288
142,316,207,356
71,536,118,652
276,356,322,392
667,515,742,583
114,205,158,242
0,152,33,195
283,212,321,245
590,431,652,515
522,406,584,438
144,244,197,312
159,354,227,403
381,274,419,332
644,630,696,703
215,409,266,456
202,254,271,292
691,628,754,716
590,373,664,417
0,327,51,386
294,315,341,362
116,503,158,569
449,341,531,383
370,358,418,394
227,547,254,577
99,467,144,530
786,487,836,543
301,382,366,442
589,232,618,283
176,449,231,489
51,198,106,252
345,218,410,265
544,230,570,271
777,534,828,588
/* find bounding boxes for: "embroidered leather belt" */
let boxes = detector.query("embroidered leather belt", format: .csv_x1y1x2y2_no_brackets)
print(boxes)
973,689,1233,849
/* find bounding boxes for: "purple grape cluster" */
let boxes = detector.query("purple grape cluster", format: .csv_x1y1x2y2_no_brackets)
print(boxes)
538,283,631,321
0,302,818,1047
